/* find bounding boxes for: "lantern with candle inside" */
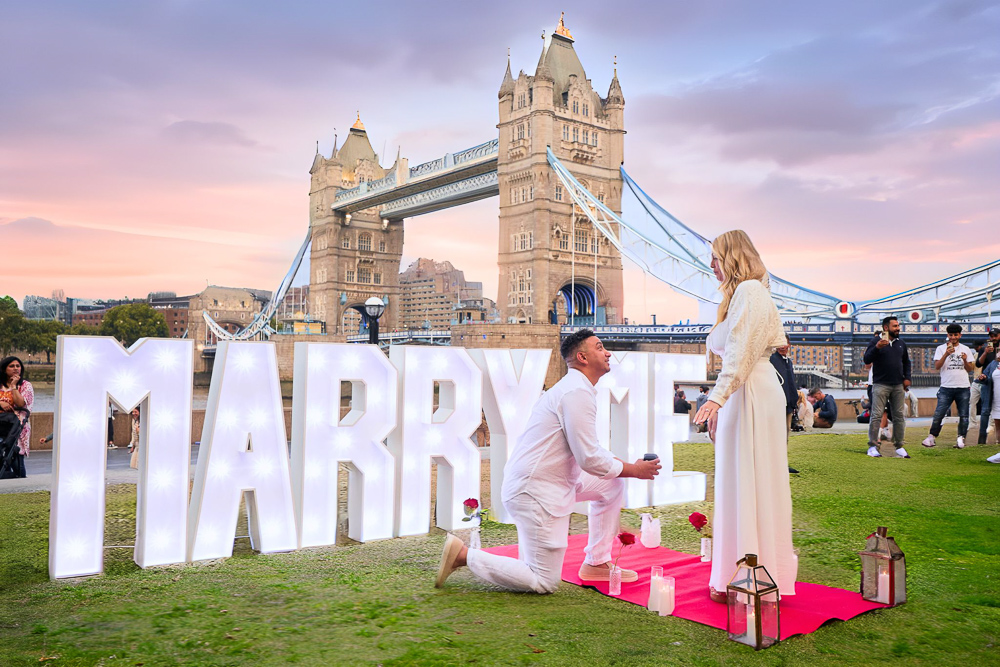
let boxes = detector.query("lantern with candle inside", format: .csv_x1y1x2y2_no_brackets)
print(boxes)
726,554,780,650
859,526,906,606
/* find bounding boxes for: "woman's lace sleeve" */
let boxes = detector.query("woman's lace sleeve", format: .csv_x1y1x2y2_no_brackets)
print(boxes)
708,281,775,408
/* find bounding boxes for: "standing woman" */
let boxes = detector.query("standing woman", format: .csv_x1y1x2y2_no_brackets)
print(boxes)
694,231,797,601
0,356,34,478
128,408,141,469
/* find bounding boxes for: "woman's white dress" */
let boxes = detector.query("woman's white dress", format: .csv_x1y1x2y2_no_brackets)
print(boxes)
706,280,797,596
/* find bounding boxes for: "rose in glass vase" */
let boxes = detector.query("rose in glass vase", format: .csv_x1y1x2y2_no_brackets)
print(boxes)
689,512,713,562
461,498,489,549
609,531,636,595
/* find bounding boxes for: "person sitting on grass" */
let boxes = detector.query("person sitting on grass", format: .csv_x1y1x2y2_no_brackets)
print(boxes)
435,329,661,593
808,387,837,429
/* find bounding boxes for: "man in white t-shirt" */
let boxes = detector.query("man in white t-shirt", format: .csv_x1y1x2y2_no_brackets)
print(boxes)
435,329,662,592
922,324,975,449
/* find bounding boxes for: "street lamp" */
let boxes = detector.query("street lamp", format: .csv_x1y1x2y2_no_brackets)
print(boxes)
364,297,385,345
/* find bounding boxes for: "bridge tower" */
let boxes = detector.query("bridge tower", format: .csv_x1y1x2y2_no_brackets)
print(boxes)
308,115,404,335
497,15,625,325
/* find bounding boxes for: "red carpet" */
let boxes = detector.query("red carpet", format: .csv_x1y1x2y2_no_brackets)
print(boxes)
484,533,888,639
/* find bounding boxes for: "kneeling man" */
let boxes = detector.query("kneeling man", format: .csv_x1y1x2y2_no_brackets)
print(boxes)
435,329,661,592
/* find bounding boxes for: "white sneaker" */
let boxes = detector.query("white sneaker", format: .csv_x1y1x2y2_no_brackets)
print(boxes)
896,447,911,459
955,436,965,449
922,435,936,448
867,446,882,458
988,452,1000,464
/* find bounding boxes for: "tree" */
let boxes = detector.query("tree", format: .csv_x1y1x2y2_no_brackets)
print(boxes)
25,319,67,363
0,296,25,356
98,303,169,347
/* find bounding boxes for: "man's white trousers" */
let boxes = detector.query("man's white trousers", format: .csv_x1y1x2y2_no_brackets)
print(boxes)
465,474,624,594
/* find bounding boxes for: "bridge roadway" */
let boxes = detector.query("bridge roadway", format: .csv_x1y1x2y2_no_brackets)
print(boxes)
344,321,998,347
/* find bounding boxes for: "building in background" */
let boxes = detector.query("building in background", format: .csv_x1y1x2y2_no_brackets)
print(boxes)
397,258,500,330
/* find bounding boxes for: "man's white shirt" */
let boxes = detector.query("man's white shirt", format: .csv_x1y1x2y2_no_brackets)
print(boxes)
933,343,974,388
502,368,623,517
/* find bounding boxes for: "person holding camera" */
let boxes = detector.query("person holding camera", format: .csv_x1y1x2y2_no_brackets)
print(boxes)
922,324,975,449
973,329,1000,438
863,316,911,458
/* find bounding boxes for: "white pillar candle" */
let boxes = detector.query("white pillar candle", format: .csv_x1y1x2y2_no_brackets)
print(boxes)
648,575,662,612
746,603,757,646
876,566,891,604
658,576,676,616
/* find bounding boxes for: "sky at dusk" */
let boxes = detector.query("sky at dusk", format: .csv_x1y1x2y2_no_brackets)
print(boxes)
2,0,999,324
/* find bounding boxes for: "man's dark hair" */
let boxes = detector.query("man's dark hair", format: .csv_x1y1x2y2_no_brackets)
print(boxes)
882,316,898,329
990,327,1000,337
561,329,595,362
946,323,962,335
699,385,709,393
808,387,823,397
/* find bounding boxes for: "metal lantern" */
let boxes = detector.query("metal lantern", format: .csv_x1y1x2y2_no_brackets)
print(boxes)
726,554,780,650
859,526,906,606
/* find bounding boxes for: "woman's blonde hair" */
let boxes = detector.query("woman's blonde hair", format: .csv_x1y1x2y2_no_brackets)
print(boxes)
712,230,770,323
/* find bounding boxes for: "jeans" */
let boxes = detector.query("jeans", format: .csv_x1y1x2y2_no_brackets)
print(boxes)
970,382,983,423
929,386,970,438
466,475,624,594
868,384,905,447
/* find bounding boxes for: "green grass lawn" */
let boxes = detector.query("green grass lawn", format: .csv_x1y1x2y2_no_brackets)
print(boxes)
1,427,997,666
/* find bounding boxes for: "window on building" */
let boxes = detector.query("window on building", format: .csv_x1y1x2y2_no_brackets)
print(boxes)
559,234,569,250
342,236,350,249
379,240,386,253
591,236,599,254
528,231,533,248
583,129,589,144
374,272,382,285
572,127,579,142
562,124,569,141
592,131,598,147
358,233,372,251
521,187,526,203
575,230,588,253
572,99,579,114
346,269,355,282
529,185,534,200
583,103,589,117
358,268,371,284
555,185,563,201
598,192,605,204
517,124,524,140
240,313,245,320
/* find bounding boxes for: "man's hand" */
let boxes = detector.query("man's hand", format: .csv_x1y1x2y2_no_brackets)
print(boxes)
876,337,890,349
632,457,661,480
903,379,911,389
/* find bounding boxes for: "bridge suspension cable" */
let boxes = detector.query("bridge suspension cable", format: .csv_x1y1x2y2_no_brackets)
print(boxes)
202,230,313,342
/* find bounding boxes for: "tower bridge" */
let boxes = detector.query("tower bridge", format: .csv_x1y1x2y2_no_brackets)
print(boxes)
203,14,999,358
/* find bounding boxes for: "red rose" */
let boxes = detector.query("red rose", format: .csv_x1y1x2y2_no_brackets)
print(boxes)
463,498,479,510
689,512,708,531
617,531,636,546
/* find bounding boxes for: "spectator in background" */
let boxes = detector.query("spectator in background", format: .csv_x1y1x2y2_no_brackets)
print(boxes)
797,391,814,429
0,356,33,478
674,390,691,415
808,387,838,428
923,324,974,449
904,387,919,418
972,336,997,442
695,385,710,413
107,403,117,449
769,334,798,431
128,408,141,469
863,316,912,459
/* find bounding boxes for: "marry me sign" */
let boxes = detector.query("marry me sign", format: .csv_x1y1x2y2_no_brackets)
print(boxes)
49,336,706,579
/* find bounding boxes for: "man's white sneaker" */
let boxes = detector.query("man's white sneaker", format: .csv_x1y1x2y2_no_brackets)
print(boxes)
896,447,911,459
921,435,936,448
955,436,966,449
867,446,882,458
987,452,1000,464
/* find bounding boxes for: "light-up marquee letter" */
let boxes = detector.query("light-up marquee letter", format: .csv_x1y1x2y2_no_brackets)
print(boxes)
388,347,482,536
290,343,397,547
596,351,707,508
651,353,707,505
50,335,194,579
188,341,297,561
469,349,550,524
